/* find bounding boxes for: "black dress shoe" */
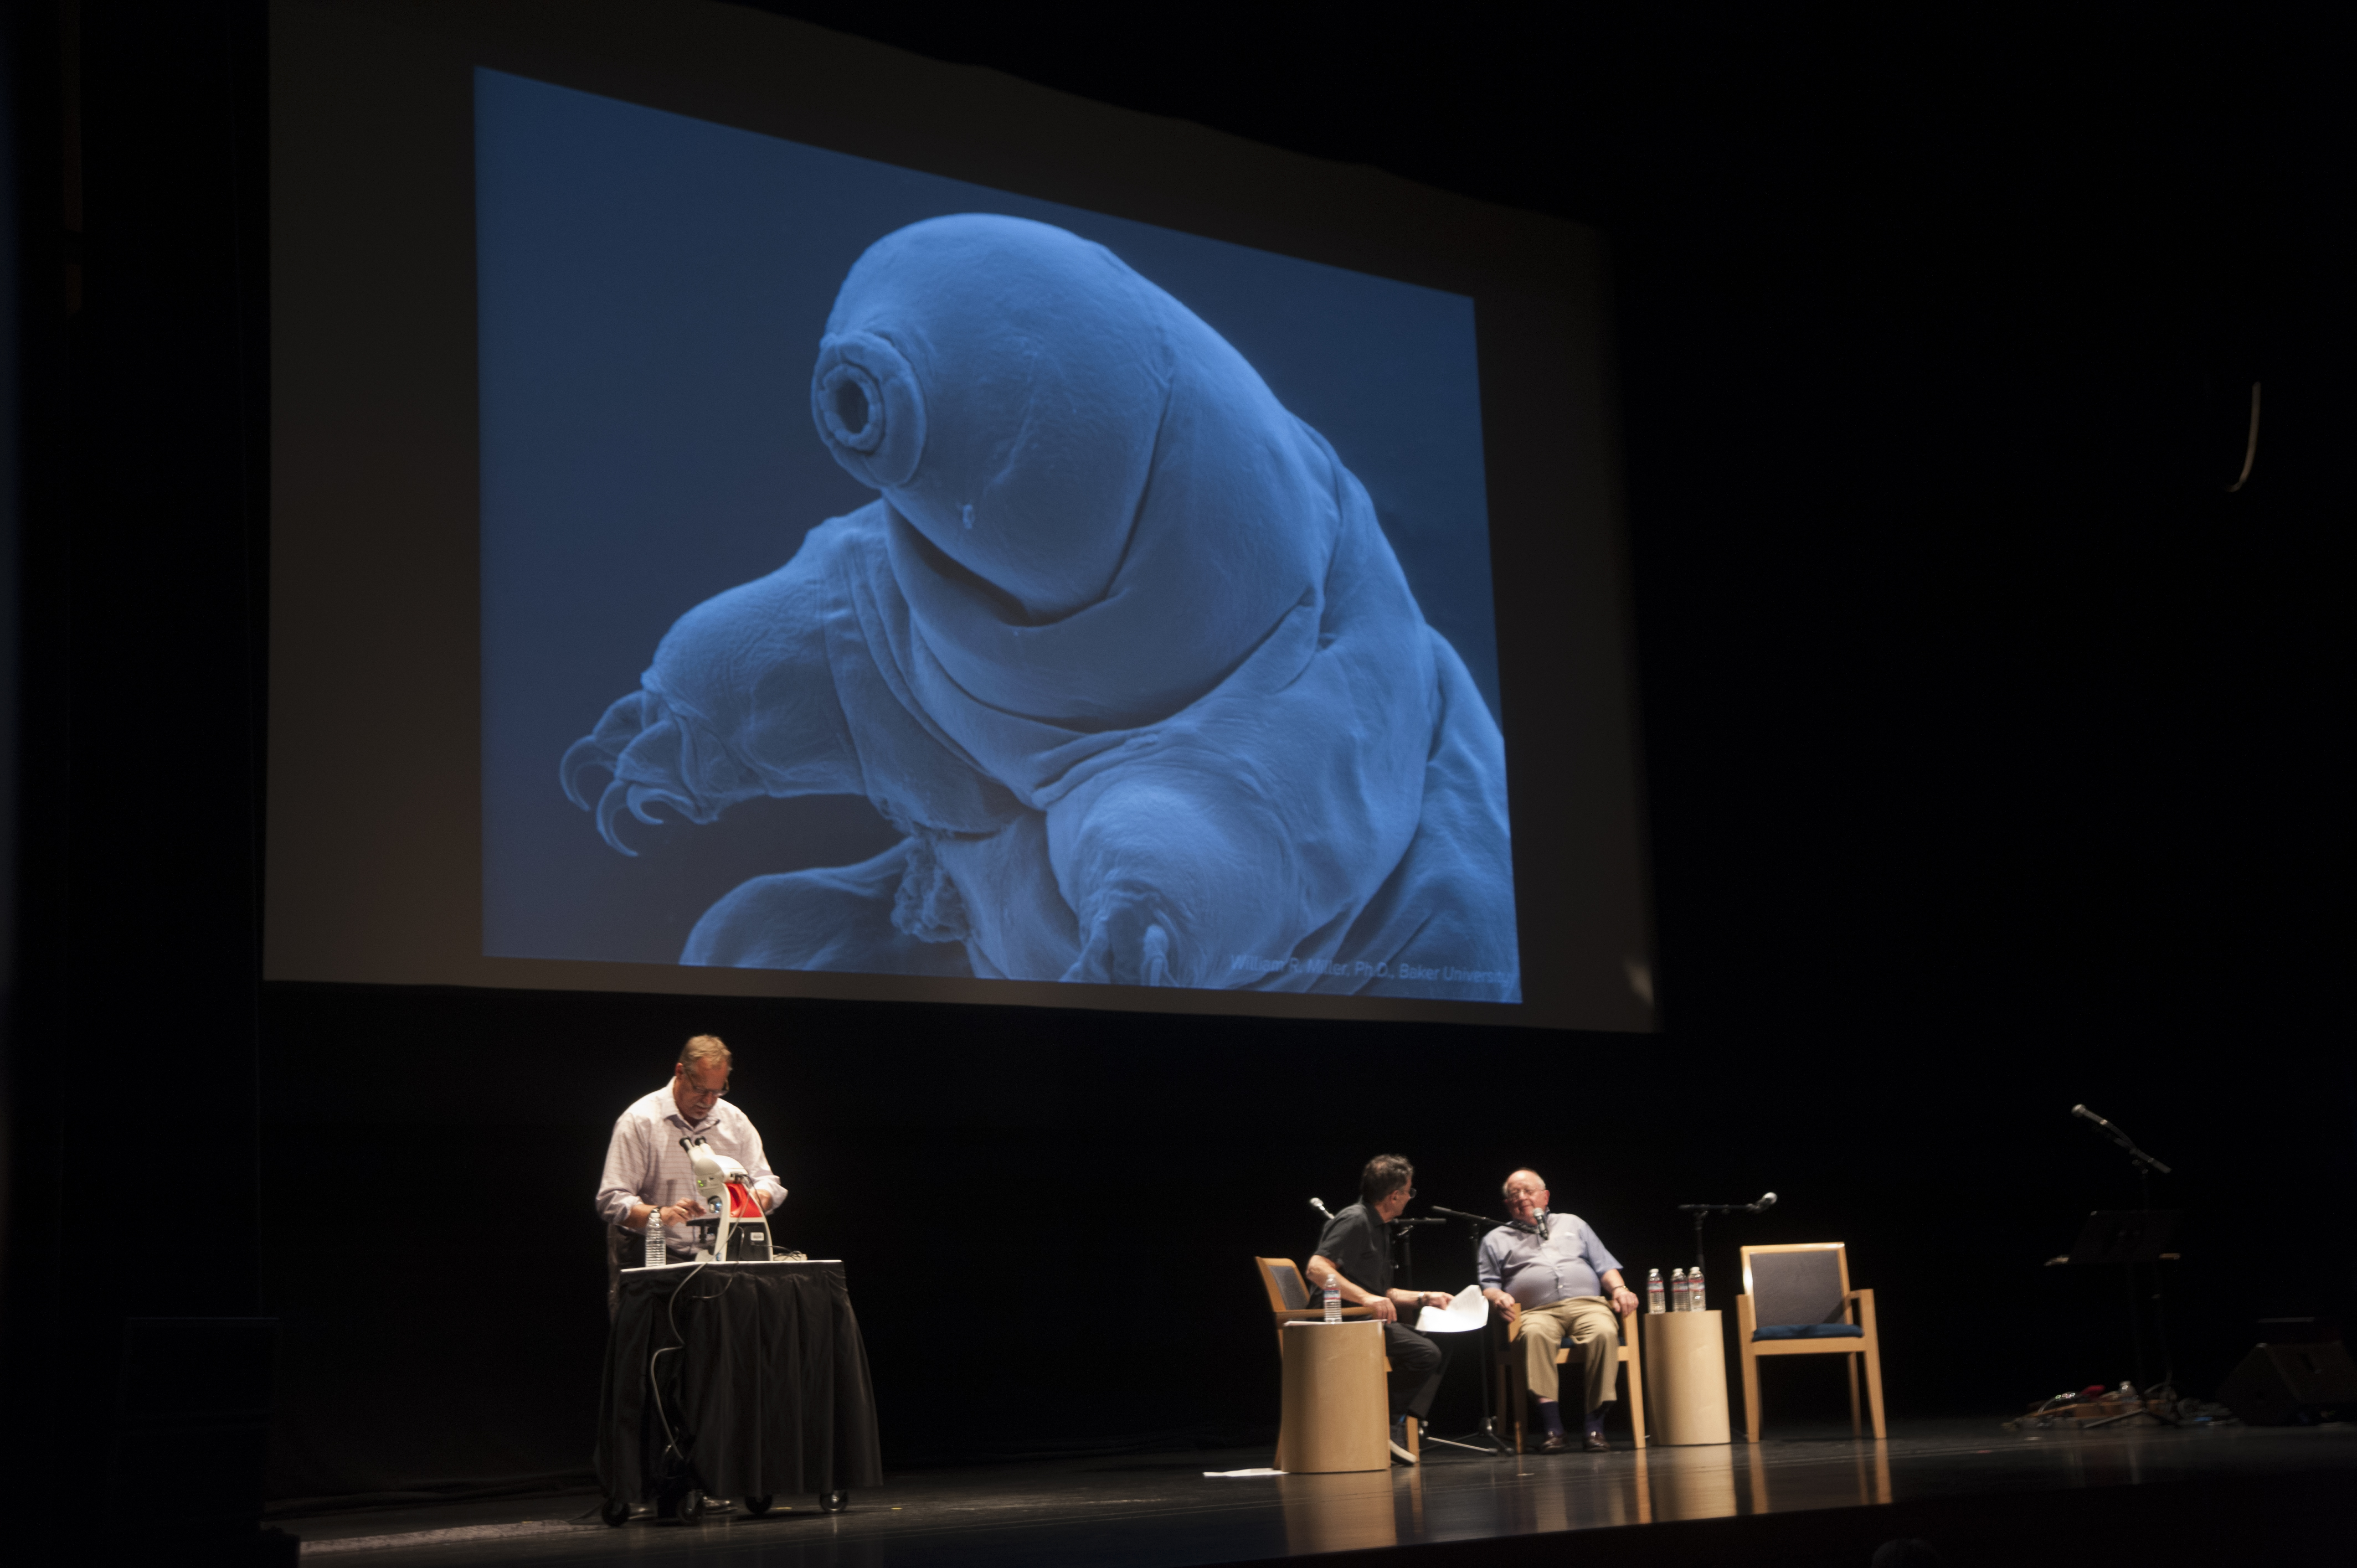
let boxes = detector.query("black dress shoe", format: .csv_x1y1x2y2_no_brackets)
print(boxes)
1537,1431,1568,1453
1583,1432,1610,1452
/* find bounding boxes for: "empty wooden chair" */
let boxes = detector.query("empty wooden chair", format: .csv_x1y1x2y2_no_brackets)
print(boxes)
1735,1241,1885,1441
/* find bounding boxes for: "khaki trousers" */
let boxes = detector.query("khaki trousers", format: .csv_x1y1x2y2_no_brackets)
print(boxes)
1518,1296,1620,1412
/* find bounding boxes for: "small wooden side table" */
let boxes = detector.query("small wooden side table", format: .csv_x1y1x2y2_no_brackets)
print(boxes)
1275,1320,1389,1473
1643,1309,1732,1446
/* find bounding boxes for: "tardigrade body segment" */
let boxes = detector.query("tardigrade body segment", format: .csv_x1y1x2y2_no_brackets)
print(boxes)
560,215,1518,998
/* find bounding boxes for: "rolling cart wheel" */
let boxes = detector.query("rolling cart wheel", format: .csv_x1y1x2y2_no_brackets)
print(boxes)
679,1487,708,1524
744,1495,773,1517
600,1495,631,1528
819,1489,848,1513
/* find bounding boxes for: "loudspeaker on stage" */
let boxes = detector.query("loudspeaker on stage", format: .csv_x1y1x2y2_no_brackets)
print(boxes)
2216,1340,2357,1426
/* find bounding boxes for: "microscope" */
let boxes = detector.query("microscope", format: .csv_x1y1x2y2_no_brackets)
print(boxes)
677,1136,776,1262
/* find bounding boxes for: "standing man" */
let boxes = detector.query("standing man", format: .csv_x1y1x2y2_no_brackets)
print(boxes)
1307,1154,1455,1464
1478,1168,1639,1452
597,1035,785,1264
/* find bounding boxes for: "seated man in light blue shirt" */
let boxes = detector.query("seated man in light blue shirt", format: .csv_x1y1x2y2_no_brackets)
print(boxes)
1476,1168,1640,1451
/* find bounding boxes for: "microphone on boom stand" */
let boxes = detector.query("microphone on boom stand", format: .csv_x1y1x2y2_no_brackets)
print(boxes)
2063,1103,2181,1410
1676,1192,1778,1214
1675,1192,1779,1271
1430,1204,1540,1236
1309,1197,1335,1223
1421,1200,1525,1456
2071,1104,2173,1175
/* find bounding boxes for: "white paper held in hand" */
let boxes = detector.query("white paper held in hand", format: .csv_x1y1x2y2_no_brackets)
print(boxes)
1415,1286,1490,1334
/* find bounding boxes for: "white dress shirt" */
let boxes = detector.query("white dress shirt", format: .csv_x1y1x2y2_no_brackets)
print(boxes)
596,1083,785,1257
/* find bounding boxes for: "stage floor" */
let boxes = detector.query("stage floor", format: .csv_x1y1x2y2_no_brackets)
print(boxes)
280,1419,2356,1566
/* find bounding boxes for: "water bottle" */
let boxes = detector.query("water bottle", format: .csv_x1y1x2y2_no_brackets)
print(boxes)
1671,1267,1689,1311
1690,1263,1707,1312
644,1210,666,1268
1324,1273,1341,1323
1646,1268,1665,1313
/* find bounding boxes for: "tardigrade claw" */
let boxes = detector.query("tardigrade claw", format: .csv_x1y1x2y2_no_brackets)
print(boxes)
1139,924,1173,987
560,690,657,811
560,687,755,857
1061,897,1182,987
594,778,640,858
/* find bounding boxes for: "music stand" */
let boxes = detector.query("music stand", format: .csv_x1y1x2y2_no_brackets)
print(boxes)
2056,1209,2178,1268
2046,1209,2181,1408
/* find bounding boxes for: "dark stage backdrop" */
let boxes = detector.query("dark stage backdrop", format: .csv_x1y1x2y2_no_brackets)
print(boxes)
13,0,2348,1517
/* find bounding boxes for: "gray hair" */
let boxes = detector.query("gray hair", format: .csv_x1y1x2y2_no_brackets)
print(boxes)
1502,1168,1545,1196
678,1034,733,1073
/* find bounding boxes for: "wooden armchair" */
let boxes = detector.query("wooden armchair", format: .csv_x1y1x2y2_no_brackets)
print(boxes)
1497,1303,1646,1450
1255,1256,1384,1343
1735,1241,1885,1441
1255,1256,1415,1458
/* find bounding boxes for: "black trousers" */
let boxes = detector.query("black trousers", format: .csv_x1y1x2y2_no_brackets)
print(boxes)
1383,1323,1448,1422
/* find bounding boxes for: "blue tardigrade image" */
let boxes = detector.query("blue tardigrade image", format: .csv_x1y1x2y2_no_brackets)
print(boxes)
479,70,1521,1002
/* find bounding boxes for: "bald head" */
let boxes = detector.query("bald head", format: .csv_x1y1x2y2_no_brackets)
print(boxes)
1502,1169,1548,1225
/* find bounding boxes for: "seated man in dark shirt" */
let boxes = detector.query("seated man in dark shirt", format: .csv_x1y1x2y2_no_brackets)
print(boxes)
1307,1153,1455,1464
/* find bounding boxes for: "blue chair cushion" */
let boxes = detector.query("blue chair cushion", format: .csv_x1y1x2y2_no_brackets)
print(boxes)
1753,1323,1865,1341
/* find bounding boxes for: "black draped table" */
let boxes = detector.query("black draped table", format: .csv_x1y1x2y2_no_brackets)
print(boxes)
596,1260,883,1513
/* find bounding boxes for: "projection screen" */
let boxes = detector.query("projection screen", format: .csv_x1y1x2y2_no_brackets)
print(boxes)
265,0,1655,1030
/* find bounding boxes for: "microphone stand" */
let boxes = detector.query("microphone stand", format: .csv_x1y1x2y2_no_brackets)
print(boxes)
2075,1110,2172,1195
1675,1197,1773,1273
1387,1215,1444,1296
2072,1111,2180,1412
1418,1205,1512,1455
